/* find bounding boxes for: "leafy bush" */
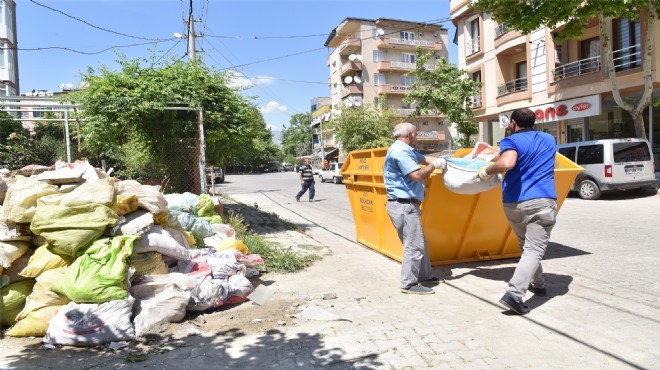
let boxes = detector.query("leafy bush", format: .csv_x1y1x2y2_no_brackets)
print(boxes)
0,134,66,169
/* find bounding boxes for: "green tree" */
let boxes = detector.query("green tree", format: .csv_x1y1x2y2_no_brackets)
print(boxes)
473,0,658,139
280,112,312,158
404,51,482,147
0,111,21,143
331,104,398,152
63,53,277,184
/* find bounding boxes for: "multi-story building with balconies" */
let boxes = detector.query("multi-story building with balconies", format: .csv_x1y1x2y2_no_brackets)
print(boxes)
0,0,18,96
450,1,660,167
324,17,451,156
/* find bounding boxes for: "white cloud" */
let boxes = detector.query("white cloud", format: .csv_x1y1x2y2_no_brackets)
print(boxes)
251,75,275,86
260,101,288,113
226,71,276,89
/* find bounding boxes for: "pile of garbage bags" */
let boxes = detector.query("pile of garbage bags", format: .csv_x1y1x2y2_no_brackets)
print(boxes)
0,160,264,346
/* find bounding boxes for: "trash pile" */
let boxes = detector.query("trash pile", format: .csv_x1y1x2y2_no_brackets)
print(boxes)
0,160,264,346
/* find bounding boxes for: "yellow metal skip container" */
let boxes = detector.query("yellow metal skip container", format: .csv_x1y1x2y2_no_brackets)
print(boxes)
340,147,584,265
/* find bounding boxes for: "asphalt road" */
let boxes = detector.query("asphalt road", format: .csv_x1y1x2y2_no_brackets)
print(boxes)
215,171,660,368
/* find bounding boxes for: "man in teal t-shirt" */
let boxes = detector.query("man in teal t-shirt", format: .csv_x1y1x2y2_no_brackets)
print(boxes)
478,108,557,315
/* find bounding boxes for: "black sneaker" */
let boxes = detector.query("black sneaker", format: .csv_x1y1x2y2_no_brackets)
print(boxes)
401,284,434,295
419,276,444,286
295,196,300,202
499,294,530,315
528,285,547,296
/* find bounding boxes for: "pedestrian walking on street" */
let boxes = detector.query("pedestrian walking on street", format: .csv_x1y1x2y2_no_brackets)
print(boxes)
384,122,447,295
295,158,316,202
477,108,557,314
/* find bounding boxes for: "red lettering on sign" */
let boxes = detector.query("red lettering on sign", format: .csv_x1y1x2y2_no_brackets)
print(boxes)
571,102,591,112
545,107,556,120
535,109,544,120
556,104,568,116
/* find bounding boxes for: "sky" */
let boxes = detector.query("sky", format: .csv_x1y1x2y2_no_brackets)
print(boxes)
16,0,457,134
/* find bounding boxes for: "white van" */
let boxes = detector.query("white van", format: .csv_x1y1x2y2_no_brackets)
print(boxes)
557,138,657,199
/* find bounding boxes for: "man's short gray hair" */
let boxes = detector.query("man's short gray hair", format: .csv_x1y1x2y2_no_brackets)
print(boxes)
393,122,416,138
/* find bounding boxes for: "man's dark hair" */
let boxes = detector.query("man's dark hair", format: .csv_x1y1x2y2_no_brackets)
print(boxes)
511,108,536,128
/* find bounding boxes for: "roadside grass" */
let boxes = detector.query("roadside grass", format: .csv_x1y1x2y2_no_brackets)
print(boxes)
223,205,319,274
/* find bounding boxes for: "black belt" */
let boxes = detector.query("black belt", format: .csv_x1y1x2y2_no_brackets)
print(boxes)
388,198,421,205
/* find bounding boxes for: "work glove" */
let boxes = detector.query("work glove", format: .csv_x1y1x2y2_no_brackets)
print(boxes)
432,157,447,170
477,166,492,181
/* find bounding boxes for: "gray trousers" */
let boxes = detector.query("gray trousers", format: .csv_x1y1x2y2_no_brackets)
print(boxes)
503,198,557,300
386,201,433,289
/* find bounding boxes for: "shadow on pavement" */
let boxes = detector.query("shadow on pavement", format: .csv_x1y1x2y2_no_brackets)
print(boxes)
1,328,383,369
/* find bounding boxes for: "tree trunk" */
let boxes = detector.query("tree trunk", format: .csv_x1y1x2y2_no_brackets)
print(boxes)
599,6,656,140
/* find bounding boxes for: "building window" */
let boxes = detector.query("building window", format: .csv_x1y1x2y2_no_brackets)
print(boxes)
579,37,601,74
400,31,416,40
467,18,480,55
373,50,384,62
0,45,5,69
374,97,381,108
401,53,416,63
471,71,482,108
400,76,416,86
613,18,641,71
374,73,385,86
422,121,429,126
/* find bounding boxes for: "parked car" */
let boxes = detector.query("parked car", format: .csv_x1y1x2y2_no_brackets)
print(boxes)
282,163,294,171
264,160,281,172
557,138,657,199
206,167,225,184
318,162,344,184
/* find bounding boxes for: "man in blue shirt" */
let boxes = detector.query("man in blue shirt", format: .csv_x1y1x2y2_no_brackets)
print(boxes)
384,122,446,295
478,108,557,314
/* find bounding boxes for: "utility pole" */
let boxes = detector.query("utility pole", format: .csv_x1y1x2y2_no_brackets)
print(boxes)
187,0,196,62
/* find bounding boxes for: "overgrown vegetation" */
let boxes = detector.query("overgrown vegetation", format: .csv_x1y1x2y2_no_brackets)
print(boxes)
223,210,318,274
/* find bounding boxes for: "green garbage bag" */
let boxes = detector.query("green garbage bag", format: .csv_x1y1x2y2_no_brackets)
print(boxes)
51,236,137,303
30,204,119,257
1,279,36,327
196,194,223,224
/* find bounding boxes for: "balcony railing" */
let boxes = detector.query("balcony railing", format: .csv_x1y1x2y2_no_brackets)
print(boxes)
495,23,508,38
613,44,641,72
553,55,600,81
466,38,480,56
552,44,640,82
377,61,435,71
389,38,436,48
470,94,482,108
497,77,527,97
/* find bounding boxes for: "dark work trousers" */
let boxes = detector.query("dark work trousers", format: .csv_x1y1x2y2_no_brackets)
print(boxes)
296,180,315,200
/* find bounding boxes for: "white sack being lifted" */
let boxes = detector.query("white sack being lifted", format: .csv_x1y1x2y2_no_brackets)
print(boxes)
441,142,502,195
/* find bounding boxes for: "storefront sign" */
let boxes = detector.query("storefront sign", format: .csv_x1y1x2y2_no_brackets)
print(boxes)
499,94,601,127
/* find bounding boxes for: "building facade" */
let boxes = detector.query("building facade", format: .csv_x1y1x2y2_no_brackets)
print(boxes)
310,97,335,168
450,1,660,167
324,17,451,156
0,0,17,96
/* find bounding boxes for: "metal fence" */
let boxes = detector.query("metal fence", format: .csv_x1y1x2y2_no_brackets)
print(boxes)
0,123,205,195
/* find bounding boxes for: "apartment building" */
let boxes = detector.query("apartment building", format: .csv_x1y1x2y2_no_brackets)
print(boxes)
0,0,18,96
324,17,450,156
450,1,660,165
310,97,336,167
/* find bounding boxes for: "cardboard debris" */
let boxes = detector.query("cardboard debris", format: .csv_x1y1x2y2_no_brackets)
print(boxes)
107,209,154,237
35,167,84,185
248,284,273,306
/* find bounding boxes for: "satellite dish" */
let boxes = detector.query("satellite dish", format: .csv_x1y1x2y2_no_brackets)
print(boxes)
353,76,362,84
355,54,363,61
354,100,363,107
344,76,353,84
376,28,385,36
348,54,357,61
59,83,64,89
345,101,354,108
66,83,73,89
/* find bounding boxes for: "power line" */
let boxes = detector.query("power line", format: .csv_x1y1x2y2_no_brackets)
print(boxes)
29,0,169,42
6,41,174,55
